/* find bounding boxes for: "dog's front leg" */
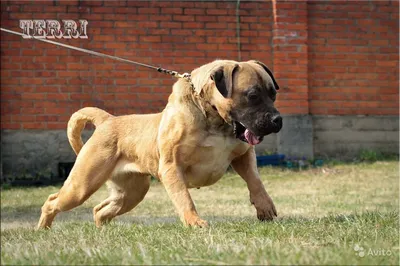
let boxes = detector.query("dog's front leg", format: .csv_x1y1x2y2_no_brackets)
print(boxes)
231,147,277,221
159,165,208,227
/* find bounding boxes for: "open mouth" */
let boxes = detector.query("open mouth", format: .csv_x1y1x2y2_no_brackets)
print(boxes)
232,121,264,145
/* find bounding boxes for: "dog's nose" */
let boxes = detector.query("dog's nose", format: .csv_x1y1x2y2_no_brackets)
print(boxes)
271,115,282,132
272,115,282,126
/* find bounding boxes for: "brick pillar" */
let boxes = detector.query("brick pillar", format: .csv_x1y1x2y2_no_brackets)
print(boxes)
272,0,313,158
272,0,308,114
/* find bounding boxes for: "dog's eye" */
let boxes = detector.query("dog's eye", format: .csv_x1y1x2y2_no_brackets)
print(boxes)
248,93,258,102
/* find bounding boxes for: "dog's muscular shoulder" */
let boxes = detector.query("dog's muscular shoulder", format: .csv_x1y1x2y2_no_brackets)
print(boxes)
158,110,249,188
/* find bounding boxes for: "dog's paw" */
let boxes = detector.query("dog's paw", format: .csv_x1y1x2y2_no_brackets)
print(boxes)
188,218,209,228
251,192,277,221
183,213,209,228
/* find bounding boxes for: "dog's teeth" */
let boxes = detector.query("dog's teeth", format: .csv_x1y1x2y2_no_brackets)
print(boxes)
239,122,246,127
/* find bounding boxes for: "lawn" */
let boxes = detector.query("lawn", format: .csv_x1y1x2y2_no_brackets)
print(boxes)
1,161,399,265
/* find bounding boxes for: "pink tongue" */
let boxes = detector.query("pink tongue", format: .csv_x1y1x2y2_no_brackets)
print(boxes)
244,129,260,145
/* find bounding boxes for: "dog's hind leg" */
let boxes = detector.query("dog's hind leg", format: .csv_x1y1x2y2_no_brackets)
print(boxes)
93,173,150,227
37,136,118,229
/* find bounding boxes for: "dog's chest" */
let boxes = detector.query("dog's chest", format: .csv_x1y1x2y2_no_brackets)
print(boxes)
184,134,249,188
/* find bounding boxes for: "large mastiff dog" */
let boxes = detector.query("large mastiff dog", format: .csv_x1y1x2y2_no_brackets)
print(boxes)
37,60,282,229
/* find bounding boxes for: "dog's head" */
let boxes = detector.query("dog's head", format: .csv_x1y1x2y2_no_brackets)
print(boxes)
191,59,282,145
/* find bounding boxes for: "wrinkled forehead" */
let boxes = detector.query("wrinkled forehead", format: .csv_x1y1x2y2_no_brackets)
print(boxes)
235,62,274,90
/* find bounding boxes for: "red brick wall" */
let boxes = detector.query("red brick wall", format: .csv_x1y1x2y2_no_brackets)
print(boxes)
308,1,399,115
0,0,398,130
0,0,273,130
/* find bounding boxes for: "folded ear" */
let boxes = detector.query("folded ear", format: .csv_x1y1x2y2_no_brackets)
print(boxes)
251,60,280,90
191,66,212,95
211,64,239,98
191,62,239,97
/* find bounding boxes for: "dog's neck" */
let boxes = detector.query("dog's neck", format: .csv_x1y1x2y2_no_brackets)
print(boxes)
169,79,233,135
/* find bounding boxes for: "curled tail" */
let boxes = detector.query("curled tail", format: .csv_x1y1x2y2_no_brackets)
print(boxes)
67,107,112,155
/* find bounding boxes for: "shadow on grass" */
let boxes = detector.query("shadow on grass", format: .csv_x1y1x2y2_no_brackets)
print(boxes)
1,204,180,229
1,205,94,225
2,203,397,230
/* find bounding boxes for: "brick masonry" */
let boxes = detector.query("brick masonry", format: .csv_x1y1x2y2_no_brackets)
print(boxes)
308,1,399,115
0,0,399,178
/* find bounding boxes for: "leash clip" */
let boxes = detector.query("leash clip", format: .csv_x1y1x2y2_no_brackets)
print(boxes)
158,67,195,91
180,73,195,91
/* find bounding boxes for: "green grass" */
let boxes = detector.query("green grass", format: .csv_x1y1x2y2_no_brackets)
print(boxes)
1,162,399,265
